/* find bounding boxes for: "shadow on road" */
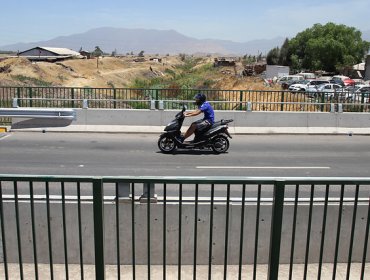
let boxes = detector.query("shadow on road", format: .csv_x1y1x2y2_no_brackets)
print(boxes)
156,149,227,155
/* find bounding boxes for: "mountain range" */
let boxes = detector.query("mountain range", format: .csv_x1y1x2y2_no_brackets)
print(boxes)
1,27,370,56
0,27,285,55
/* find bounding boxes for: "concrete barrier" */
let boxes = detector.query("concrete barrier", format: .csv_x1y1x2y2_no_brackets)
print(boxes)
10,109,370,134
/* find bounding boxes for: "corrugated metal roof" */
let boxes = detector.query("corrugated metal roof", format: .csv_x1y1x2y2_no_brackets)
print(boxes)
39,47,80,56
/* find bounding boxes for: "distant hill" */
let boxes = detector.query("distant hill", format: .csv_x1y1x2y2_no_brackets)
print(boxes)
0,27,285,55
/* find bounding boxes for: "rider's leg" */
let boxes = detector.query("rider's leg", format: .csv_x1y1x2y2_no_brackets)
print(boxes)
184,123,197,139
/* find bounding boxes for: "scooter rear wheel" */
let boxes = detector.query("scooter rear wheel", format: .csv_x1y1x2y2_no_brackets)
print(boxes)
158,135,176,153
211,135,229,154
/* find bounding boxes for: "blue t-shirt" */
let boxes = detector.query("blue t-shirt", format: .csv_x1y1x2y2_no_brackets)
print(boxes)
199,101,215,124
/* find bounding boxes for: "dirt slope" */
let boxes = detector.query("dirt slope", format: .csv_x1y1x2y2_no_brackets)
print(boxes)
0,56,181,88
0,56,278,91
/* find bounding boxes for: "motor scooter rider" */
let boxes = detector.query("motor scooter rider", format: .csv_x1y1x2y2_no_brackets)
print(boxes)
178,93,215,142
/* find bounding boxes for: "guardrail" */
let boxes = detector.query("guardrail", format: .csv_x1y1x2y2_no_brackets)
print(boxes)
0,175,369,280
1,86,369,112
0,107,76,120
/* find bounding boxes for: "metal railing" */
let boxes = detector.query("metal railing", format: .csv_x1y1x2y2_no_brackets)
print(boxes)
1,86,370,112
0,175,369,280
0,108,76,119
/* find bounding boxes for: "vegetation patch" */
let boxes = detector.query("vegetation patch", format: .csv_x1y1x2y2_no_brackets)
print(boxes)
11,75,52,87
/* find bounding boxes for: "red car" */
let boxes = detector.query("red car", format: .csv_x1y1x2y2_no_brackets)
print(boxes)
343,78,355,86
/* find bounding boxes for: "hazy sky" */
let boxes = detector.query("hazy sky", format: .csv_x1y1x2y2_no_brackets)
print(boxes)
1,0,369,45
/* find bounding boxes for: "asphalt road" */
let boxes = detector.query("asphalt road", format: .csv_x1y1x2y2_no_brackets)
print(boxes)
0,132,369,198
1,132,370,177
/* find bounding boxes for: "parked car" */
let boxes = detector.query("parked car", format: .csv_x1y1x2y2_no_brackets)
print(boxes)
343,78,355,86
306,83,343,98
297,72,316,80
346,86,370,102
288,80,311,91
290,79,330,92
281,79,303,90
277,75,304,84
345,84,368,93
330,75,355,87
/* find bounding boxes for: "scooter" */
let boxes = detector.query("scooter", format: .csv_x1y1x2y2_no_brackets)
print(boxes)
158,106,233,154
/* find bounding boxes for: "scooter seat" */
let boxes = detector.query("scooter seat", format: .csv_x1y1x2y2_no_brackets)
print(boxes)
196,119,234,136
209,119,233,129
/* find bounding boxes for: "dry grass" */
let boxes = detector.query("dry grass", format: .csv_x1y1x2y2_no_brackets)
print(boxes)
0,56,318,111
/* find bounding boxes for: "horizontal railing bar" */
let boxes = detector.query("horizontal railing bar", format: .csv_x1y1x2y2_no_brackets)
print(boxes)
0,108,76,118
102,176,370,184
9,97,363,106
1,175,370,184
0,174,97,182
13,98,152,102
2,194,369,204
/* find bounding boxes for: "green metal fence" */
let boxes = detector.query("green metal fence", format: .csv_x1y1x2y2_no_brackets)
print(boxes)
0,175,369,280
1,86,370,112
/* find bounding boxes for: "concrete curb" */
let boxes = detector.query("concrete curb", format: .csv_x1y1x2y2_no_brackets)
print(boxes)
9,125,370,135
8,109,370,135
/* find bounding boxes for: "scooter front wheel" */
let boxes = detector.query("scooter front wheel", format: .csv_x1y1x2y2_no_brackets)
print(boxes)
158,135,177,153
211,135,229,154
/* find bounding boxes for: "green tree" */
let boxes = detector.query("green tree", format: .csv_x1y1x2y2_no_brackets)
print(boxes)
278,38,290,66
288,23,370,72
93,46,104,57
266,47,280,65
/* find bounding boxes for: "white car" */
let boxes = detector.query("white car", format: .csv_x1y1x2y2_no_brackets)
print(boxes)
288,80,310,91
289,80,329,92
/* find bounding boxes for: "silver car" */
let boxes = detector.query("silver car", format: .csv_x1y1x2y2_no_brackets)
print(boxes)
307,83,344,98
289,80,329,92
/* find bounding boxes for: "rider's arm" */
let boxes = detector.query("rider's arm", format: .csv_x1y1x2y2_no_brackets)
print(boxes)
184,109,202,117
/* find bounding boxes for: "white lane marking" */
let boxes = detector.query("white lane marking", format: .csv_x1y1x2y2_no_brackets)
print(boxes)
196,166,331,169
0,134,12,141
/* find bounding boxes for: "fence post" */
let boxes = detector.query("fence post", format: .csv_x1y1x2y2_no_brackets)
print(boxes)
320,93,325,112
280,91,285,111
71,88,75,108
83,99,89,109
28,87,33,107
150,100,156,110
155,89,159,109
93,178,105,280
246,101,252,111
113,88,117,109
12,98,19,108
140,183,157,203
268,180,285,280
159,100,164,110
17,87,21,107
239,91,243,110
